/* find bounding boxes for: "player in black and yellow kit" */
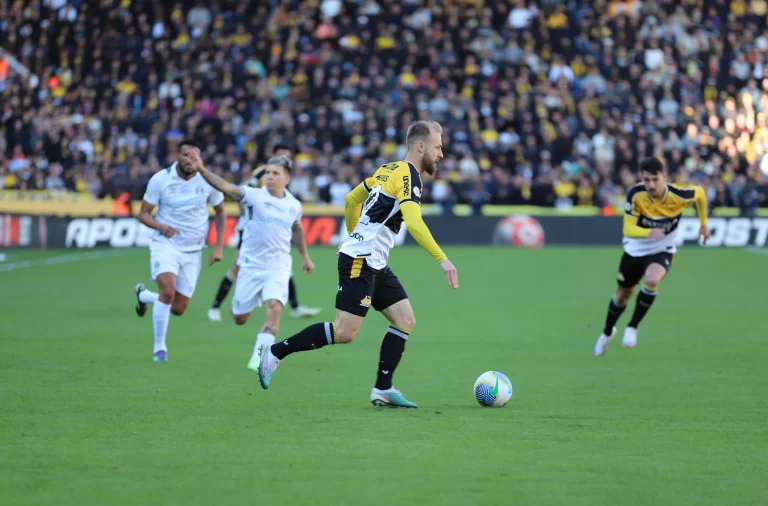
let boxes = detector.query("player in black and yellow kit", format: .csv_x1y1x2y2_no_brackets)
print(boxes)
207,144,321,322
594,157,710,356
255,121,459,408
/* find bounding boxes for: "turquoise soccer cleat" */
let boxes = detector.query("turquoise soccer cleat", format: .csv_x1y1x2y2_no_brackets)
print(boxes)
257,345,279,389
370,388,418,408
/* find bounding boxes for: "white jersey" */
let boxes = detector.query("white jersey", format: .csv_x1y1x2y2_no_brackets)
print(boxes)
143,163,225,252
238,186,302,271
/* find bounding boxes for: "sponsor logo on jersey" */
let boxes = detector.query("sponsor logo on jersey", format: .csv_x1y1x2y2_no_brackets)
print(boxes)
637,215,680,233
350,232,364,241
402,176,410,197
413,187,421,198
360,296,372,307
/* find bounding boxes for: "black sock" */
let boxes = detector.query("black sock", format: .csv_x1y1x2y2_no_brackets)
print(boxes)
603,296,626,335
212,272,234,309
271,322,335,360
375,327,409,390
628,287,657,328
288,276,298,309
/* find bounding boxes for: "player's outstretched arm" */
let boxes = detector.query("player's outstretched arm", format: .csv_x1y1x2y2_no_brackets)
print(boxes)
344,182,369,234
693,186,710,244
291,221,315,274
193,159,244,201
400,202,458,288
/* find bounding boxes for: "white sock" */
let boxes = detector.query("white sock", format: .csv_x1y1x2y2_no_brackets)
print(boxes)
139,289,159,304
251,333,276,361
153,301,171,353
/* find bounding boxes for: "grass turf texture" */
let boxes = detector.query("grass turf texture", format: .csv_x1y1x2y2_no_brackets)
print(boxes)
1,246,767,506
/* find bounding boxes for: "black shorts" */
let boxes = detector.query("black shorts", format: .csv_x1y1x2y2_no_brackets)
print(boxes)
617,251,674,288
336,254,408,317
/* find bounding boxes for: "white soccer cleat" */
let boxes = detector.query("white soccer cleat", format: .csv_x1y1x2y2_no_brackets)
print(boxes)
207,308,222,322
291,305,321,318
622,327,638,348
593,327,617,357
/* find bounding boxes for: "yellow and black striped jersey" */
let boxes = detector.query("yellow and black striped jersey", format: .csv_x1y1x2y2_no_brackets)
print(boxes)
623,183,707,256
340,161,424,269
247,165,267,188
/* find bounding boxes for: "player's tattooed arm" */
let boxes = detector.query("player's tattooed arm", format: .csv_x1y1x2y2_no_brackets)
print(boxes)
194,161,244,201
292,221,309,258
292,221,315,274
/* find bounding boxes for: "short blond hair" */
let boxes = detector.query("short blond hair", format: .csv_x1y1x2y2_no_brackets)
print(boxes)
266,156,292,173
406,121,442,148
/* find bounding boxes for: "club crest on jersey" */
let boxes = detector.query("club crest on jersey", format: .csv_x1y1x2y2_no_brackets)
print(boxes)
360,296,372,307
402,176,410,197
195,186,204,195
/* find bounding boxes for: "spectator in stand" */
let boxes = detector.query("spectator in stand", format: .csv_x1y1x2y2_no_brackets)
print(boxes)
1,0,767,212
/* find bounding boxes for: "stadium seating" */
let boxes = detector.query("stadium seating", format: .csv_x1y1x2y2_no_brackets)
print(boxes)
1,0,767,213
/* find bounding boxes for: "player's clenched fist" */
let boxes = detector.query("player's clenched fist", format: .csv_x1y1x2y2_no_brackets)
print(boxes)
158,224,180,238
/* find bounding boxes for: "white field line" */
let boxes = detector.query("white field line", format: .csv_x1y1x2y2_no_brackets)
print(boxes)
746,247,768,257
0,250,131,273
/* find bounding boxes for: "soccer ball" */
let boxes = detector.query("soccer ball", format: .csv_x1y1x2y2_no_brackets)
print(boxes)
491,215,545,248
474,371,513,407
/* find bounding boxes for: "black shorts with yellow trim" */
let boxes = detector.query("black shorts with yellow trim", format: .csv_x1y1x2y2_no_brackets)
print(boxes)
617,251,673,288
336,253,408,317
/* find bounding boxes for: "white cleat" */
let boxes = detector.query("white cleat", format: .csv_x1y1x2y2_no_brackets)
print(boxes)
207,308,222,322
593,327,617,357
622,327,638,349
291,305,321,318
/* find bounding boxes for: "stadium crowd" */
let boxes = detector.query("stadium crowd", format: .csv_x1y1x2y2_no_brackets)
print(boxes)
1,0,768,214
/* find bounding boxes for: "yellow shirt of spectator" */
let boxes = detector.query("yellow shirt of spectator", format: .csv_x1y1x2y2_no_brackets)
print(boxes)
376,37,394,49
547,12,568,29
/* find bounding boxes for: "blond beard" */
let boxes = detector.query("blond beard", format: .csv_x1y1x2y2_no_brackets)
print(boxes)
422,154,436,175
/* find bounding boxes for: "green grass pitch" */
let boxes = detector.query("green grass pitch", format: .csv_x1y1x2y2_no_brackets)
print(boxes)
1,246,767,506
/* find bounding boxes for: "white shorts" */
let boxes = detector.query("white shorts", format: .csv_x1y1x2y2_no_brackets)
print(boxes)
149,240,203,298
232,268,291,315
